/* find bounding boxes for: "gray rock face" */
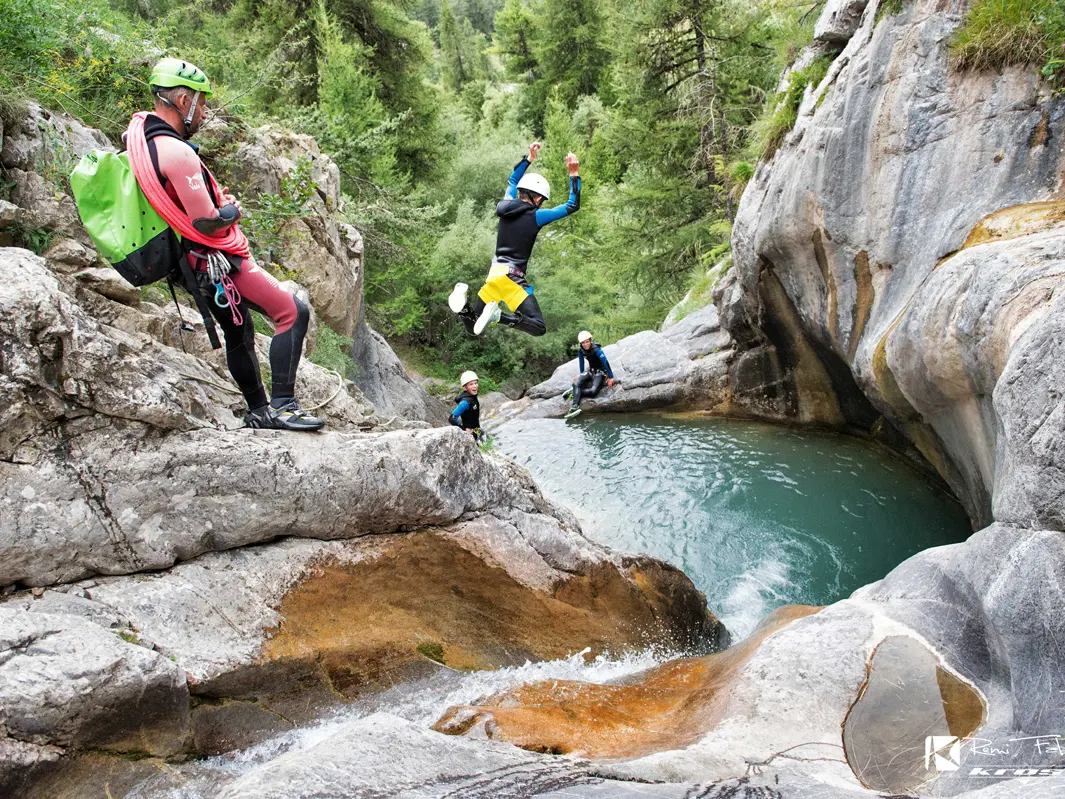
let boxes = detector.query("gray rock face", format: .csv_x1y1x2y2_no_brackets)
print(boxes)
351,318,449,424
814,0,869,46
0,102,111,172
0,608,189,755
727,0,1065,522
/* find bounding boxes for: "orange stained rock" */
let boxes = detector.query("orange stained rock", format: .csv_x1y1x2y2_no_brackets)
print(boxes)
961,201,1065,250
432,604,821,759
260,532,720,699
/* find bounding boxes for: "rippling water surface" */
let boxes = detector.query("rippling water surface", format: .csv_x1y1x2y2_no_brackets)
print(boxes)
495,414,972,638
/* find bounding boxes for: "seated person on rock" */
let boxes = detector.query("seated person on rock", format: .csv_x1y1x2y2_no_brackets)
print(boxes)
450,371,486,441
126,58,323,431
448,142,581,337
564,330,615,419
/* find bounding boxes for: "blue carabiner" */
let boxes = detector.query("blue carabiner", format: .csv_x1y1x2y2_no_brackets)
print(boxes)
213,281,230,308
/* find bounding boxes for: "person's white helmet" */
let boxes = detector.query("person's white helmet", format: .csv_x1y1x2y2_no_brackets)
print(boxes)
577,330,593,344
516,172,550,200
460,370,479,387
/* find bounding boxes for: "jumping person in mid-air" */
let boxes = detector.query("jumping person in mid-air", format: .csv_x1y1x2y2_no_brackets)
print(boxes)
564,330,615,419
449,142,581,336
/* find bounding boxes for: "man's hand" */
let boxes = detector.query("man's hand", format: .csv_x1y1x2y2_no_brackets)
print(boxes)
565,152,580,176
528,142,542,162
221,187,242,212
607,378,615,388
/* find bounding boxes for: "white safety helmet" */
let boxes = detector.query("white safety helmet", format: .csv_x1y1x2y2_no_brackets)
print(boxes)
460,370,479,387
577,330,593,344
516,172,551,201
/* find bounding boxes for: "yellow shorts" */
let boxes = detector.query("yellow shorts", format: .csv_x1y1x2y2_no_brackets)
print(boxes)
477,263,529,312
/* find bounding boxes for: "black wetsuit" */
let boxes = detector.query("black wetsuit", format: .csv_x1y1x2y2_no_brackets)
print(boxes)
461,155,581,337
571,342,613,409
450,391,480,432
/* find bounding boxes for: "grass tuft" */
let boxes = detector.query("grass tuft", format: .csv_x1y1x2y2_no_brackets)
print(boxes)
951,0,1065,80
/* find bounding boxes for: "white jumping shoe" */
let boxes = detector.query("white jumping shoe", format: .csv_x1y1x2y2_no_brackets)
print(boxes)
448,282,469,313
473,301,501,335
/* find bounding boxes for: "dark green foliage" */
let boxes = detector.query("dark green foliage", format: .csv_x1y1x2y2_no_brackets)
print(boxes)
3,0,837,388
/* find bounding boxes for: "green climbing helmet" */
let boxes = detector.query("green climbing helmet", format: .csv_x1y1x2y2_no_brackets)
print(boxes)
149,58,212,97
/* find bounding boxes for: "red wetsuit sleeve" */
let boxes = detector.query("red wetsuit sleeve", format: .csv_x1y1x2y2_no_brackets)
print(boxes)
154,136,223,230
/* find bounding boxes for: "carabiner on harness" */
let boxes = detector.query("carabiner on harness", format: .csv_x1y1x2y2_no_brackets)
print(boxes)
213,281,230,308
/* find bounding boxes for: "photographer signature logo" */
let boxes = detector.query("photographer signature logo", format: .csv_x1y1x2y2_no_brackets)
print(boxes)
925,736,962,772
925,736,1065,778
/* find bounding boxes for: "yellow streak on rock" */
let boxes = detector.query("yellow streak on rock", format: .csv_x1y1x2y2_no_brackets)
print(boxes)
961,201,1065,250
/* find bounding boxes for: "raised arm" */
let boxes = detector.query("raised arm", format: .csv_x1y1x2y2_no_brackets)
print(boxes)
535,152,581,227
505,142,541,199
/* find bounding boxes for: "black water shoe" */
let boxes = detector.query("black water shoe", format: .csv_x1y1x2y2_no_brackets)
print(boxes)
245,400,325,432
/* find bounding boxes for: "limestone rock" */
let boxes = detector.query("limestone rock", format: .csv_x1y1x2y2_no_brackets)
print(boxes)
6,169,90,246
814,0,869,47
727,0,1065,519
351,318,449,425
42,238,97,272
214,714,585,799
0,102,111,172
497,328,734,423
0,608,189,755
72,267,141,305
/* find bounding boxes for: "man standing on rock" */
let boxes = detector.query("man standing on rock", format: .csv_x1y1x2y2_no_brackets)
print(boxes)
448,142,581,337
564,330,615,419
124,58,324,431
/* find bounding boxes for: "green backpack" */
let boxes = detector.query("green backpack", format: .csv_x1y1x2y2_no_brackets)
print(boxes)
70,149,185,286
70,145,223,349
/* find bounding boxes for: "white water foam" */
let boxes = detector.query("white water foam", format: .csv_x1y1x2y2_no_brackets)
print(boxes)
717,554,794,639
145,647,676,794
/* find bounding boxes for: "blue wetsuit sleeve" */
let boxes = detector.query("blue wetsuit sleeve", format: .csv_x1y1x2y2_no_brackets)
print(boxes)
578,350,586,374
535,176,581,227
450,400,471,426
505,157,531,200
596,347,614,379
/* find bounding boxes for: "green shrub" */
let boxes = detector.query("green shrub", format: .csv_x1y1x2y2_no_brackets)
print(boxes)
0,0,163,140
309,325,357,378
240,156,318,266
877,0,907,22
951,0,1065,82
749,55,833,160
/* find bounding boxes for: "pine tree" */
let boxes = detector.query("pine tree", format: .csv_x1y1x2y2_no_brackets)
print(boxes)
494,0,539,80
539,0,611,106
440,0,470,91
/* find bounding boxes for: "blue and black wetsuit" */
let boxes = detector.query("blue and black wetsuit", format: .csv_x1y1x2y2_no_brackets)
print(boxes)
571,342,613,409
462,155,581,337
450,391,480,433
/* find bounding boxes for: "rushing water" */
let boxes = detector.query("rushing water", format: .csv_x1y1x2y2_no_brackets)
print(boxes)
495,414,972,639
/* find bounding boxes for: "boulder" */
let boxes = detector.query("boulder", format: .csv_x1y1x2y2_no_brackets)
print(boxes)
351,318,450,425
496,327,734,424
0,609,189,760
0,102,111,172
